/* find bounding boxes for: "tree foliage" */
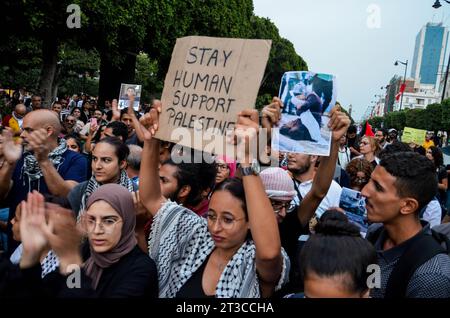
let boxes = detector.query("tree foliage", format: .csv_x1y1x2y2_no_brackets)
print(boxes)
0,0,308,110
373,98,450,134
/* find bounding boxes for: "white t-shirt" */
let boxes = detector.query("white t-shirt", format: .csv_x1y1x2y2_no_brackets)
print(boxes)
292,179,342,218
338,146,351,170
422,198,442,228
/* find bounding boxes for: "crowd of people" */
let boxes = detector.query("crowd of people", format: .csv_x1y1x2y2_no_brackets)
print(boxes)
0,89,450,299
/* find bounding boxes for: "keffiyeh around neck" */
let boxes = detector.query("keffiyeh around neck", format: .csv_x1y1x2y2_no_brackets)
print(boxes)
22,138,68,192
78,170,134,218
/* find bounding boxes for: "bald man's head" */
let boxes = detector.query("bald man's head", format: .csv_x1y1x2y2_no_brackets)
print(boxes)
14,104,27,117
20,110,62,149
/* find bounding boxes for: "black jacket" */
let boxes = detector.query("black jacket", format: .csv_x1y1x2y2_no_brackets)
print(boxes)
0,245,158,298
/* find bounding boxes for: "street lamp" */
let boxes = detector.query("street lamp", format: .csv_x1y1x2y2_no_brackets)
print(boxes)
433,0,450,9
394,59,408,111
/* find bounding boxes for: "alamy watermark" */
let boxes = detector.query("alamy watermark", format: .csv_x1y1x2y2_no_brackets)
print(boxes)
66,4,81,29
366,264,381,289
366,3,381,29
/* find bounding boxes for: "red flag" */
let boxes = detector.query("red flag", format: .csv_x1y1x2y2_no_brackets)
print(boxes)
395,83,406,101
364,121,375,137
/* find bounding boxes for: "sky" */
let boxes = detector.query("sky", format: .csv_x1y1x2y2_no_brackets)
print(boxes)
253,0,450,121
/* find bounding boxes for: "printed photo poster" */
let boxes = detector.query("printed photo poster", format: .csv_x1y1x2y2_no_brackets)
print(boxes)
272,71,337,156
118,83,142,111
339,187,368,234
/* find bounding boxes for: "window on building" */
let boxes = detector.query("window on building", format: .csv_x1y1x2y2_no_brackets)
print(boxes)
417,99,424,105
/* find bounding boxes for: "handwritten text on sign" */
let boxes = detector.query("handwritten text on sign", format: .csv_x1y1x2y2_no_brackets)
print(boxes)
156,36,271,154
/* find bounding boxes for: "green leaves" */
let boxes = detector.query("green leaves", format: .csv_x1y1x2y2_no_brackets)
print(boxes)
377,100,450,133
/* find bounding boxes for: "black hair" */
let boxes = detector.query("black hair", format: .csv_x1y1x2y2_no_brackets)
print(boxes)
213,178,247,219
93,124,107,143
105,121,128,142
378,142,411,160
64,133,82,151
380,152,438,212
96,136,130,163
162,158,217,207
414,146,426,156
71,107,87,124
377,128,387,137
429,146,444,168
120,107,140,119
93,108,104,115
300,210,377,295
347,125,357,134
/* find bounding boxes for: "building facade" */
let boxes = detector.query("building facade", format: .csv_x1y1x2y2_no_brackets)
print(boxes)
411,22,448,88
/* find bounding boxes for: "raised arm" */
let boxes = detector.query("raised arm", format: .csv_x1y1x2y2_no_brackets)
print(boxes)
111,99,121,122
0,129,22,199
296,106,350,227
84,123,98,154
137,101,166,215
235,109,283,297
127,94,145,143
28,128,79,197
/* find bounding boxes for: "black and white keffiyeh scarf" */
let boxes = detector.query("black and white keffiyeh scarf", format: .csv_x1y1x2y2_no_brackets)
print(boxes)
78,170,134,217
148,201,290,298
22,139,68,192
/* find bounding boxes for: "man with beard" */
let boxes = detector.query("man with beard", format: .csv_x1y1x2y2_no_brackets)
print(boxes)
159,158,216,217
363,152,450,298
0,109,88,254
287,153,342,216
375,128,388,149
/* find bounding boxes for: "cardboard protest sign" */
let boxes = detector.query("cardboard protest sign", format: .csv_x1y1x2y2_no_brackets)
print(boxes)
272,71,337,156
155,36,272,155
118,83,142,111
401,127,427,145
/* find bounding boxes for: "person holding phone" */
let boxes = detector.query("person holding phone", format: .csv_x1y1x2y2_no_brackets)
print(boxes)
79,110,106,141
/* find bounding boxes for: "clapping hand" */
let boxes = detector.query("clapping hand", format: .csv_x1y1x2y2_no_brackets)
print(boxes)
1,128,22,164
19,191,49,268
27,128,52,162
40,203,82,275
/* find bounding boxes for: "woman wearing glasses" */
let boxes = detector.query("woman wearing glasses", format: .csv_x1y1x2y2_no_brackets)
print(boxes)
345,158,373,191
356,136,380,170
138,100,350,298
214,155,236,186
139,103,289,298
8,186,158,298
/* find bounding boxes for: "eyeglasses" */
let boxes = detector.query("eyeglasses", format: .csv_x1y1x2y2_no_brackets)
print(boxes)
354,177,368,184
270,200,292,214
216,163,229,171
360,141,369,146
206,212,245,230
66,119,75,123
83,216,123,234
